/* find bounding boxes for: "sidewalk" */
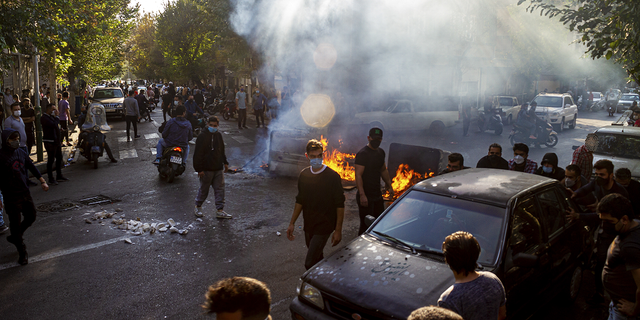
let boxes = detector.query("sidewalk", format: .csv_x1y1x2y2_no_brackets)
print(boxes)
29,124,80,177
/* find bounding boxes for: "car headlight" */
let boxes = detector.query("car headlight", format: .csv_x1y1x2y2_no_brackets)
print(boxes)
299,281,324,310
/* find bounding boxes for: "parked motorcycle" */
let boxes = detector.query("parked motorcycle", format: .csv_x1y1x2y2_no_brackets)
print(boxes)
79,103,111,169
477,108,503,135
509,121,558,148
157,146,186,183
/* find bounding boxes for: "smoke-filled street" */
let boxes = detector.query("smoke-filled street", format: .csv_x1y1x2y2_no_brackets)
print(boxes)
0,108,615,319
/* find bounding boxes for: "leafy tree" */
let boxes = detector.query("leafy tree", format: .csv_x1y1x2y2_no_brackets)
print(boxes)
519,0,640,84
130,13,165,81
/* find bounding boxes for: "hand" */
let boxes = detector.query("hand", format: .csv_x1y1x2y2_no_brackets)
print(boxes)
359,194,368,207
565,207,579,222
617,299,637,316
331,231,342,246
198,172,204,177
287,224,296,241
41,182,49,191
224,164,229,172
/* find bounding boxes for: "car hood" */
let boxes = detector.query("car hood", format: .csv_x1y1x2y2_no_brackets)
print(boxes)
303,236,454,319
92,97,123,104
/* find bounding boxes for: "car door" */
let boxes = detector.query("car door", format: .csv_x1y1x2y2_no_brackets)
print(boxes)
390,101,414,130
503,195,551,314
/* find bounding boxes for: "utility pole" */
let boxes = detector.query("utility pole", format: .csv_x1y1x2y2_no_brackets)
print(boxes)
33,47,43,162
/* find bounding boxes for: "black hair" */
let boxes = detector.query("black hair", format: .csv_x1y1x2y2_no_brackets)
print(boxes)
597,193,633,220
442,231,480,277
488,143,502,153
448,153,464,167
594,159,614,174
513,143,529,155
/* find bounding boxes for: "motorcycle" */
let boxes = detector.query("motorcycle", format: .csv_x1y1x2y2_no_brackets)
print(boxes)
477,108,503,135
509,121,558,148
222,101,237,120
157,146,186,183
79,103,111,169
606,100,617,116
190,112,209,137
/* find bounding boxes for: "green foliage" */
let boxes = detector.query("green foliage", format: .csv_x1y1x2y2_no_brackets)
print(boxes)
519,0,640,83
130,13,165,81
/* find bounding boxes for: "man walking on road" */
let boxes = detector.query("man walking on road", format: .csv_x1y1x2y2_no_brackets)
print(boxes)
58,92,73,146
253,88,267,128
124,90,140,141
0,128,49,265
236,85,248,129
4,103,37,186
355,127,393,235
287,139,345,270
41,103,68,185
193,116,231,219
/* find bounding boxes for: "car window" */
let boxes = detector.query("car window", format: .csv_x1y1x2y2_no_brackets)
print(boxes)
394,102,411,113
509,197,543,255
370,190,505,266
499,97,513,107
533,96,563,108
594,133,640,158
94,90,123,99
563,97,572,107
536,189,564,237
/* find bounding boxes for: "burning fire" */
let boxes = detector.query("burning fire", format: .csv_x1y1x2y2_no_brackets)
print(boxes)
384,164,435,200
319,136,356,181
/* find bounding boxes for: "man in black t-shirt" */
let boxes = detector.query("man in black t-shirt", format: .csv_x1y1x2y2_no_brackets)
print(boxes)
598,194,640,318
287,139,345,270
20,98,36,154
355,127,393,235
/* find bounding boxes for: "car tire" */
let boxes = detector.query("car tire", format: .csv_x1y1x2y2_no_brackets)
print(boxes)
429,121,446,136
556,118,564,133
561,264,583,303
569,114,576,129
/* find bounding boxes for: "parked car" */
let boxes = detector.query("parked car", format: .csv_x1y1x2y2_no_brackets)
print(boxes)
290,169,593,320
352,99,459,136
503,104,522,125
493,96,519,124
90,87,125,118
531,93,578,132
588,126,640,179
616,93,639,113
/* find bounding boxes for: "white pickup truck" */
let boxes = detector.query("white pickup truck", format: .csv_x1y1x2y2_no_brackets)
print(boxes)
531,93,578,132
352,99,458,136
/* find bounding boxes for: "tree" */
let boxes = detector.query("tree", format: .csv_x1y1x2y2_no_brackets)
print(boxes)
519,0,640,84
129,13,165,81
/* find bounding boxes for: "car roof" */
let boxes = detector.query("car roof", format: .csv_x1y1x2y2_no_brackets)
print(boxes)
595,126,640,136
95,87,122,90
412,168,556,206
536,93,567,97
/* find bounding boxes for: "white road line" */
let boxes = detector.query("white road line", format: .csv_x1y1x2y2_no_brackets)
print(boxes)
119,149,138,159
145,133,159,139
231,136,253,144
0,236,130,271
117,136,129,143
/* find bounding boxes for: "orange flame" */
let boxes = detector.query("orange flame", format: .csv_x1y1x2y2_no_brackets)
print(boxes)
319,135,356,181
384,164,435,200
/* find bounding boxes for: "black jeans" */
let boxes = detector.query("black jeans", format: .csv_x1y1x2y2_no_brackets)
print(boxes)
44,142,63,181
356,194,385,235
60,121,70,144
5,193,37,244
304,232,331,270
237,108,247,128
125,115,138,138
255,109,264,127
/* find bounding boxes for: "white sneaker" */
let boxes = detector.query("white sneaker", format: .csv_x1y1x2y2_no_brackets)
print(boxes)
194,206,204,217
216,211,232,219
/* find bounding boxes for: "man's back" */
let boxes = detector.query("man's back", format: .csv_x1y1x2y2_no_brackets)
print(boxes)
438,272,506,320
162,117,192,147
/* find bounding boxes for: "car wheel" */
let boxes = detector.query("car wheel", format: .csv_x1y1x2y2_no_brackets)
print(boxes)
429,121,446,136
556,118,564,133
545,134,558,147
569,114,576,129
561,264,583,303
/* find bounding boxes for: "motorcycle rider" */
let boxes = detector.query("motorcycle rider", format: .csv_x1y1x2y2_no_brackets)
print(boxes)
76,105,118,163
153,105,192,165
515,103,536,139
185,94,204,129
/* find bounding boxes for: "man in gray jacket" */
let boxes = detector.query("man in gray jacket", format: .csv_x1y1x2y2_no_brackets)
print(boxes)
124,90,140,141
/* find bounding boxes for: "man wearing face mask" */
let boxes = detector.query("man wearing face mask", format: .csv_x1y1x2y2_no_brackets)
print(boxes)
561,164,590,197
287,139,345,269
355,127,394,235
615,168,640,218
597,194,640,319
507,143,538,174
193,116,230,219
236,85,248,129
0,128,49,265
534,153,564,180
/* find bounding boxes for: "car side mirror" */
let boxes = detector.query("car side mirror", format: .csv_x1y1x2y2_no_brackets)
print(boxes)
565,104,570,108
572,145,579,150
513,253,538,268
364,215,376,227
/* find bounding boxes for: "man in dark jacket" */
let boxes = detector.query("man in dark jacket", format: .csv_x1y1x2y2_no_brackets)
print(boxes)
535,152,565,181
40,103,68,184
193,116,230,219
0,128,49,265
154,105,192,165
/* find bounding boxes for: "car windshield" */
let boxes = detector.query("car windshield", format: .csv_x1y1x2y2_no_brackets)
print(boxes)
499,97,514,106
593,93,601,99
370,190,505,266
621,94,638,100
594,133,640,158
93,89,123,99
533,96,563,108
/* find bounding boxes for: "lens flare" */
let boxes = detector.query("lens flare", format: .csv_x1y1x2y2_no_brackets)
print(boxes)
300,94,335,128
313,43,338,70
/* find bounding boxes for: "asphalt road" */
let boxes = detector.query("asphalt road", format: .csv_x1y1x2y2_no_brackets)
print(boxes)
0,107,616,319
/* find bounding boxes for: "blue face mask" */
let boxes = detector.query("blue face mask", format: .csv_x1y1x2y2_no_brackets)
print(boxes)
208,126,218,133
542,166,553,174
310,158,323,169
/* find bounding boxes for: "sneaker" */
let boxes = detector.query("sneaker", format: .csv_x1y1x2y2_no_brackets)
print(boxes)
0,224,8,234
134,135,141,139
110,158,118,163
17,243,28,265
216,211,232,219
56,176,69,182
194,206,204,217
152,159,160,165
48,179,58,185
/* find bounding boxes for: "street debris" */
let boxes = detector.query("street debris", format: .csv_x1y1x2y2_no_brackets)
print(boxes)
124,238,133,244
82,209,189,237
276,232,281,236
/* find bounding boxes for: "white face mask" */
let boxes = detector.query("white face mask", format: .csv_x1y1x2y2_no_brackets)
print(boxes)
565,178,576,188
174,101,179,106
514,155,525,165
13,110,21,117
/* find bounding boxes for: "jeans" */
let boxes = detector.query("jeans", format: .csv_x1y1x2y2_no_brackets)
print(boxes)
304,232,331,270
5,193,37,244
60,121,70,144
44,142,63,181
237,108,247,128
356,194,385,235
0,191,5,227
255,109,264,127
609,301,639,320
195,170,225,210
155,138,189,164
125,115,138,138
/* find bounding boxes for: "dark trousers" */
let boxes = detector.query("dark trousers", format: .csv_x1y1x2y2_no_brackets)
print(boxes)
304,232,331,270
356,194,385,235
594,232,615,296
5,194,37,244
162,105,170,122
125,115,138,138
26,130,35,154
463,119,470,136
60,121,70,144
255,109,264,127
44,142,63,181
237,108,247,128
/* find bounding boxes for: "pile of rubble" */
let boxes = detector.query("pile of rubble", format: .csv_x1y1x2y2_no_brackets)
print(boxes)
83,210,190,236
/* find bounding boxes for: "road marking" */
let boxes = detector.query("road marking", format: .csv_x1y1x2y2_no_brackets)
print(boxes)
145,133,159,139
231,136,253,144
119,149,138,159
0,236,130,271
117,136,129,143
